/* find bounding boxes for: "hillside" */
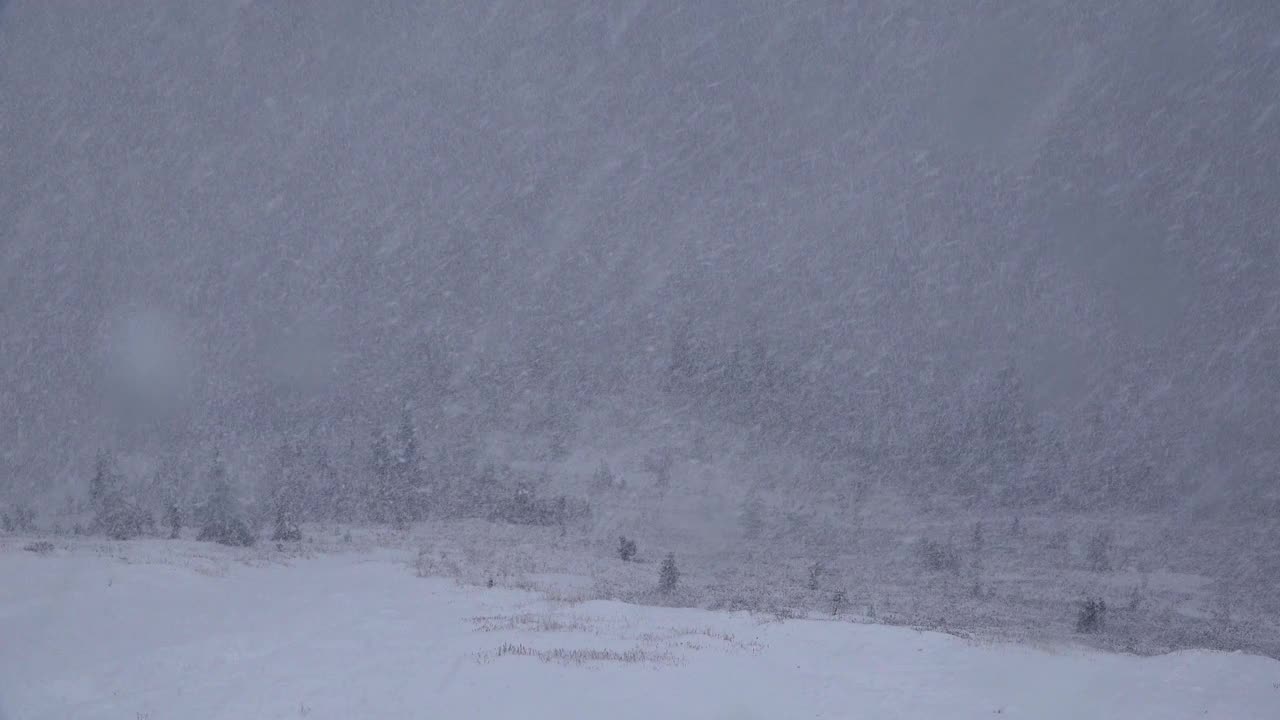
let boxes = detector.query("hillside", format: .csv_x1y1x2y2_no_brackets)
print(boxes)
1,1,1278,508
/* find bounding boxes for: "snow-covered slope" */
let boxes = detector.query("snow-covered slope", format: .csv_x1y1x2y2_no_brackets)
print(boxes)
2,542,1277,719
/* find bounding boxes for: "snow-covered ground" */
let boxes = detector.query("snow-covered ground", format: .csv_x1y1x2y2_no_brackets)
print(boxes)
2,540,1277,720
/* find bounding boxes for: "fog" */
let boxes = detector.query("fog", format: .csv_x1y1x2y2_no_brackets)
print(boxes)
1,1,1279,660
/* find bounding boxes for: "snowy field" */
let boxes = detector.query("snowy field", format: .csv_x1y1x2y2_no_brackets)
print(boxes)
3,538,1278,719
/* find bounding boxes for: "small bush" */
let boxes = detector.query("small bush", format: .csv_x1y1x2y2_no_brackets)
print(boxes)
618,535,637,562
97,503,154,540
916,538,962,574
198,517,255,547
658,552,680,594
1076,597,1107,633
24,540,54,554
483,642,676,666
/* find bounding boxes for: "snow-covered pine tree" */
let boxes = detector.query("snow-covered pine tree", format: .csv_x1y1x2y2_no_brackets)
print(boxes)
197,450,254,547
369,428,393,523
312,445,343,522
88,449,115,519
270,440,304,542
618,535,637,562
89,449,145,540
165,500,182,539
658,552,680,594
393,408,419,524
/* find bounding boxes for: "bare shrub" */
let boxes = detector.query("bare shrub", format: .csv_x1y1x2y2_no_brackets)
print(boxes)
24,540,54,554
468,613,598,634
413,546,462,579
480,643,677,666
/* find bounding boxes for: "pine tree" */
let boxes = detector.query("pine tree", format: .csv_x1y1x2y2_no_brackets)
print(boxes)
267,440,302,540
272,503,301,542
270,441,304,542
313,446,343,521
165,501,182,539
461,461,498,517
394,408,419,524
369,428,393,523
197,450,254,546
618,535,637,562
658,552,680,594
89,449,115,518
1075,597,1107,633
982,365,1037,464
89,450,142,540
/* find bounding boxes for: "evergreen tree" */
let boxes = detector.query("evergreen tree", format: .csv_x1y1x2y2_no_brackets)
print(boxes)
1076,597,1107,633
151,454,189,537
197,450,254,546
658,552,680,594
88,449,115,517
981,364,1037,466
618,535,637,562
464,461,500,517
313,445,343,521
88,449,145,540
271,503,301,542
369,428,393,522
394,408,419,523
165,500,182,539
397,408,419,478
270,440,304,542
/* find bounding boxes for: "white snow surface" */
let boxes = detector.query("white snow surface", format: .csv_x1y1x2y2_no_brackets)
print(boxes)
2,542,1277,719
